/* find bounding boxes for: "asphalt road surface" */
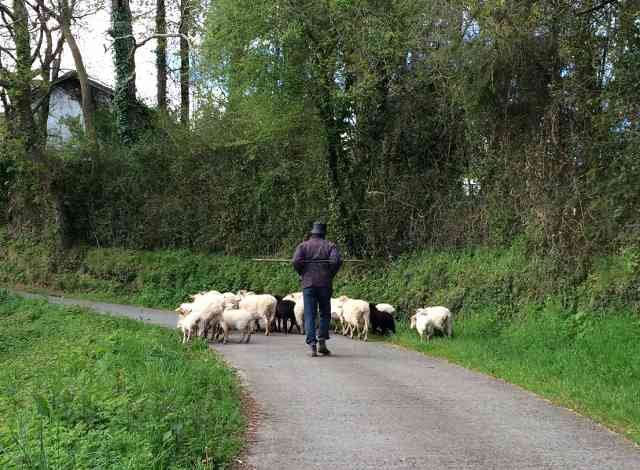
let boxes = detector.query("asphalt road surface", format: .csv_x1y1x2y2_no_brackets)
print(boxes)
17,292,640,469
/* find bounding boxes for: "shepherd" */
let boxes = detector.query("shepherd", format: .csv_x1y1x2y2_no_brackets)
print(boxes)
292,222,342,357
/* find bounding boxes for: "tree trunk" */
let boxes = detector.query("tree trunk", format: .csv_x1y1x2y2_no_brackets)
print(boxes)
60,0,97,147
179,0,190,125
13,0,42,160
111,0,136,142
11,1,71,250
156,0,167,111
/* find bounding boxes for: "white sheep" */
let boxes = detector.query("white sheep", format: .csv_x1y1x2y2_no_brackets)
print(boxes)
239,294,277,335
284,292,302,302
190,290,221,301
179,291,226,340
177,312,201,344
410,306,453,341
284,292,304,330
293,299,305,334
220,308,255,344
341,298,370,341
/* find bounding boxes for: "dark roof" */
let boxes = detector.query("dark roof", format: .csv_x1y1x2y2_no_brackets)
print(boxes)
51,70,114,97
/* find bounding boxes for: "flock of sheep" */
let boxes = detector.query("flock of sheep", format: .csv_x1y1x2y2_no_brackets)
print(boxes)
175,289,453,344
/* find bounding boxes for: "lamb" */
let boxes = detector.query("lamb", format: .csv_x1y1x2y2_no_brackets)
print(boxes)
175,302,194,317
330,297,347,333
176,312,201,344
274,296,301,334
341,298,370,341
220,307,255,344
410,306,453,341
239,294,278,335
369,303,396,335
195,292,229,338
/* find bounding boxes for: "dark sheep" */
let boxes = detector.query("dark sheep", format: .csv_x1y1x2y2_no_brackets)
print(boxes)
274,296,301,334
369,303,396,335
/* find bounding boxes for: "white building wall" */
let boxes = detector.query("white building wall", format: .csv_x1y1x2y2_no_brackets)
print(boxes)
46,88,84,144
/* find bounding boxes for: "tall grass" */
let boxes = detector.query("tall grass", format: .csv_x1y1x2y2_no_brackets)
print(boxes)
0,291,244,469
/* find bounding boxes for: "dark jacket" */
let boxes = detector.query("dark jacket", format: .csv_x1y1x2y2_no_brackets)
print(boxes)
292,235,342,288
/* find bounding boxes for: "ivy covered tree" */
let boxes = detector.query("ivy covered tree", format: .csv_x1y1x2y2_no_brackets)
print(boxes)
110,0,136,142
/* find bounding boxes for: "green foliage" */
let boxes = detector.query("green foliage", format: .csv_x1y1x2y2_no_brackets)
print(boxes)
392,303,640,443
0,294,244,468
3,240,639,319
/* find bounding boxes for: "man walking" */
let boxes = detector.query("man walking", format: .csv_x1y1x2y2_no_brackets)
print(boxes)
292,222,342,357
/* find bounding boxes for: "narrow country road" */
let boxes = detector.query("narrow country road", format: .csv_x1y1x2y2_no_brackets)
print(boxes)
17,292,640,469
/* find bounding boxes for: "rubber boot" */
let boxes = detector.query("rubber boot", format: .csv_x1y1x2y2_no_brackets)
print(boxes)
318,340,331,355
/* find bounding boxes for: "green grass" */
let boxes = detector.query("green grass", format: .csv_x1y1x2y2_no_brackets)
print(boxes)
391,302,640,444
0,290,244,469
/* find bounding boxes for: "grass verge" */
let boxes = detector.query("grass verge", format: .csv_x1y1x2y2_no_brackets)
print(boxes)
0,290,244,469
391,302,640,445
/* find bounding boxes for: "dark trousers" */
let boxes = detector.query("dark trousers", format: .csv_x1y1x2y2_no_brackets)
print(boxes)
302,286,332,345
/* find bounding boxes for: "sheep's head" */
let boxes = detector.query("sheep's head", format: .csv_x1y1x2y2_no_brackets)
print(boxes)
223,299,239,310
410,314,417,329
175,303,193,317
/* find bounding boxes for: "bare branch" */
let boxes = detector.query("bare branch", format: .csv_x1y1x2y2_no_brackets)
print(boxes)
577,0,618,16
0,4,15,21
110,32,192,51
0,44,17,62
30,22,44,64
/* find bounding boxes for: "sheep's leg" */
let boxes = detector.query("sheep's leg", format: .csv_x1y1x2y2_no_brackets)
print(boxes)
362,317,369,342
245,326,252,343
222,323,229,344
